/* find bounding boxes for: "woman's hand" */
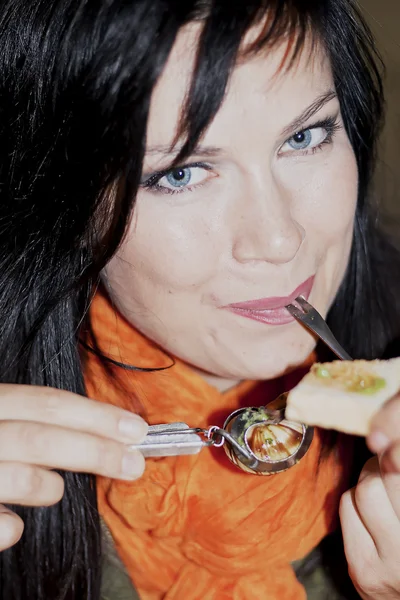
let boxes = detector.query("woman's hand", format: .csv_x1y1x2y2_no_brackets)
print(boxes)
340,456,400,599
367,395,400,473
0,384,147,551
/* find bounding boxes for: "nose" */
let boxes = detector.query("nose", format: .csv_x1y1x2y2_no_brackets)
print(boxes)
232,178,304,266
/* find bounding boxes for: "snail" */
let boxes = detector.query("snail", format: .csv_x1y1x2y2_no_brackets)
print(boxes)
222,393,314,475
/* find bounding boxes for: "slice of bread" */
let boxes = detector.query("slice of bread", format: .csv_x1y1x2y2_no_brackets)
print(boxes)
285,358,400,436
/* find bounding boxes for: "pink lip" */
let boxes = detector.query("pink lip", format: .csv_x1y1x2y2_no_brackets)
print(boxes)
224,275,314,326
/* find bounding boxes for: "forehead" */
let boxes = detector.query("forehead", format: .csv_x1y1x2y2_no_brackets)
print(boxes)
146,24,333,153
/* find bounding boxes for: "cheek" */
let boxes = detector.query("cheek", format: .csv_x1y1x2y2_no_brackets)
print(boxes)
286,146,358,242
287,145,358,308
112,199,224,292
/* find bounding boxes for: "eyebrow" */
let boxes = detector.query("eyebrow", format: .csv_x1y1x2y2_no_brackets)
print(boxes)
145,144,222,158
145,89,338,159
280,89,337,137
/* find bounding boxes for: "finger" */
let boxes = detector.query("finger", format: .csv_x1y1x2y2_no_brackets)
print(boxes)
0,462,64,506
0,505,24,551
340,487,376,569
0,421,145,480
378,450,400,519
367,394,400,454
0,385,147,444
353,457,400,559
380,441,400,475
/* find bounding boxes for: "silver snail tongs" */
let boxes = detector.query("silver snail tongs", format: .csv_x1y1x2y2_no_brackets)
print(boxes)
130,297,352,476
131,394,314,475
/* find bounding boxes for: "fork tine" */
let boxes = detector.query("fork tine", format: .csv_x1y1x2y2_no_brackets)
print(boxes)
285,303,305,319
293,295,311,311
288,298,352,360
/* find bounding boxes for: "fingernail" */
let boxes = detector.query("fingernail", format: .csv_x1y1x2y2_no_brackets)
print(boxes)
367,430,390,454
119,416,148,442
121,450,145,480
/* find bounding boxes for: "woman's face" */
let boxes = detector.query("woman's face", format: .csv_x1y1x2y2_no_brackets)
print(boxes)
104,26,358,389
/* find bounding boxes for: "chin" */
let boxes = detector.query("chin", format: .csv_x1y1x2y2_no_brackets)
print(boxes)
233,330,317,381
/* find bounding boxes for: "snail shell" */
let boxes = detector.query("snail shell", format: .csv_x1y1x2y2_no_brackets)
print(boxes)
223,393,314,475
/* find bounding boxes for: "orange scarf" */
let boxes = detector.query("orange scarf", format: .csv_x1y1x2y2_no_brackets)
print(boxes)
85,293,352,600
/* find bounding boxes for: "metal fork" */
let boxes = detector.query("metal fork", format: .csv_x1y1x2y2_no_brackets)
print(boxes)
285,296,352,361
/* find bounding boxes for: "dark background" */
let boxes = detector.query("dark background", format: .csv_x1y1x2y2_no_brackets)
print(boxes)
361,1,400,224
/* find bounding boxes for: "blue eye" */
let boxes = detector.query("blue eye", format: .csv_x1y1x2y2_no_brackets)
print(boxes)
288,129,312,150
279,124,336,156
142,164,214,194
165,168,191,188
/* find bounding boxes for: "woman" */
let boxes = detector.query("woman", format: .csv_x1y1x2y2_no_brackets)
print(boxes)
1,0,400,599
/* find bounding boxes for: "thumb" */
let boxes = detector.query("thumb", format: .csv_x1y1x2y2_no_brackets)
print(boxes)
0,504,24,551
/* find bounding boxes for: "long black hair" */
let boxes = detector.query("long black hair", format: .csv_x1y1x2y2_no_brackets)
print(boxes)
0,1,397,599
